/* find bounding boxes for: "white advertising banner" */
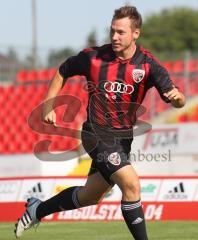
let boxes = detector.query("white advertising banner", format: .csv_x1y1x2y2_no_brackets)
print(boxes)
140,179,161,201
193,186,198,201
132,123,198,155
0,177,197,202
0,180,22,202
18,179,55,201
0,154,78,177
0,177,198,221
157,179,198,202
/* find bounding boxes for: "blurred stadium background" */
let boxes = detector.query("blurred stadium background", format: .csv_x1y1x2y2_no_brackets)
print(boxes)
0,0,198,239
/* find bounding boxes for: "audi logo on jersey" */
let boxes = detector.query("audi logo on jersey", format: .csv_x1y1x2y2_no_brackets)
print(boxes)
132,69,145,83
104,81,134,94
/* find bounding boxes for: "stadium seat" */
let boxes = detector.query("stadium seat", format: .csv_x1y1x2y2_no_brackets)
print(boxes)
173,76,185,92
18,85,26,93
172,60,184,74
188,59,198,73
7,85,15,94
16,70,28,83
37,69,50,81
163,61,173,73
26,70,38,82
188,78,197,96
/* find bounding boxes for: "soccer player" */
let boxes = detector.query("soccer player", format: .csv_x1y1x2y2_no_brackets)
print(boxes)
15,5,185,240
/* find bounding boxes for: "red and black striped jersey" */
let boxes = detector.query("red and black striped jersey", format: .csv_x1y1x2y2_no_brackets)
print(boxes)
59,44,174,129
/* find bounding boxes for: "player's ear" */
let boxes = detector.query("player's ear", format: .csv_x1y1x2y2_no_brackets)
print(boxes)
133,28,140,40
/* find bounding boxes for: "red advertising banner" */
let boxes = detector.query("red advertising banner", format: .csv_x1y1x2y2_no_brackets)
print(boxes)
0,176,197,221
0,202,198,222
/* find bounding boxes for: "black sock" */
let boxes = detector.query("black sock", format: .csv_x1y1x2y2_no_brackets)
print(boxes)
121,200,148,240
36,186,81,220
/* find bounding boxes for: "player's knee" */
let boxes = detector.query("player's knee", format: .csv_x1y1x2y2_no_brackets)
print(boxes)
122,179,140,193
121,180,141,201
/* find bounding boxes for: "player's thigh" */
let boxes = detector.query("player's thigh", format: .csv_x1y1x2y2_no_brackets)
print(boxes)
110,165,140,193
78,171,112,203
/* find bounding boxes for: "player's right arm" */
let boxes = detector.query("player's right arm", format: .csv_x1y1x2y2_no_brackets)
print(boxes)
42,70,64,125
42,50,89,125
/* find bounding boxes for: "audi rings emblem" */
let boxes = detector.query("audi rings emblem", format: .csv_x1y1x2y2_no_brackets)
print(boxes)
104,81,134,94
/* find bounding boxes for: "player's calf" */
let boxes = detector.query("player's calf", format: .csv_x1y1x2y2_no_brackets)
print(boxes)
111,166,148,240
36,186,82,220
77,185,109,207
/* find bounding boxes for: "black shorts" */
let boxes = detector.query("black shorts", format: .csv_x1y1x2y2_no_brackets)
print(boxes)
81,122,133,185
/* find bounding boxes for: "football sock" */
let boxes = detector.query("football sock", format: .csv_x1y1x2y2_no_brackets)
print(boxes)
36,186,81,220
121,200,148,240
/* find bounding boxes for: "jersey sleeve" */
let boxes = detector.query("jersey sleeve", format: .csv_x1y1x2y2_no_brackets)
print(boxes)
59,50,89,78
149,59,174,103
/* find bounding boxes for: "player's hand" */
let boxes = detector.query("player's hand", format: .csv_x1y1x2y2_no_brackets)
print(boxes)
164,87,182,101
164,87,185,108
43,110,58,127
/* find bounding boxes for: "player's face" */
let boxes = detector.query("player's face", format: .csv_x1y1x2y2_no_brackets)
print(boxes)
110,17,140,55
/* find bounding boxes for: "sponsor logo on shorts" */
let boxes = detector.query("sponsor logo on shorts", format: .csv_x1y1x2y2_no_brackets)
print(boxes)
107,152,121,165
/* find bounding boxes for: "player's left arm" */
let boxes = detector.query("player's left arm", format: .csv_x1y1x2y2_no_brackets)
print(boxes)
149,58,186,108
163,87,186,108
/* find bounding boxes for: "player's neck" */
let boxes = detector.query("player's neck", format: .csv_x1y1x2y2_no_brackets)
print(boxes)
116,44,136,61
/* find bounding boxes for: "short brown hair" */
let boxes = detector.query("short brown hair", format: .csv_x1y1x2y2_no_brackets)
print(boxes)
113,5,142,29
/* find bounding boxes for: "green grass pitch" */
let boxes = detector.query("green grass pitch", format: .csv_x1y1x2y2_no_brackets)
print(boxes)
1,221,198,240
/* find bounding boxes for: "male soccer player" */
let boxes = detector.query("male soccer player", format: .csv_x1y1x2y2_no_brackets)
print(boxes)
15,5,185,240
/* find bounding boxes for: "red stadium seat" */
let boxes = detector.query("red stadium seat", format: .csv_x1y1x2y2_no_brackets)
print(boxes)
18,85,26,93
26,70,38,82
37,69,50,81
163,61,173,73
172,60,184,74
16,70,28,83
172,77,185,92
6,85,15,94
188,59,198,72
188,79,197,96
